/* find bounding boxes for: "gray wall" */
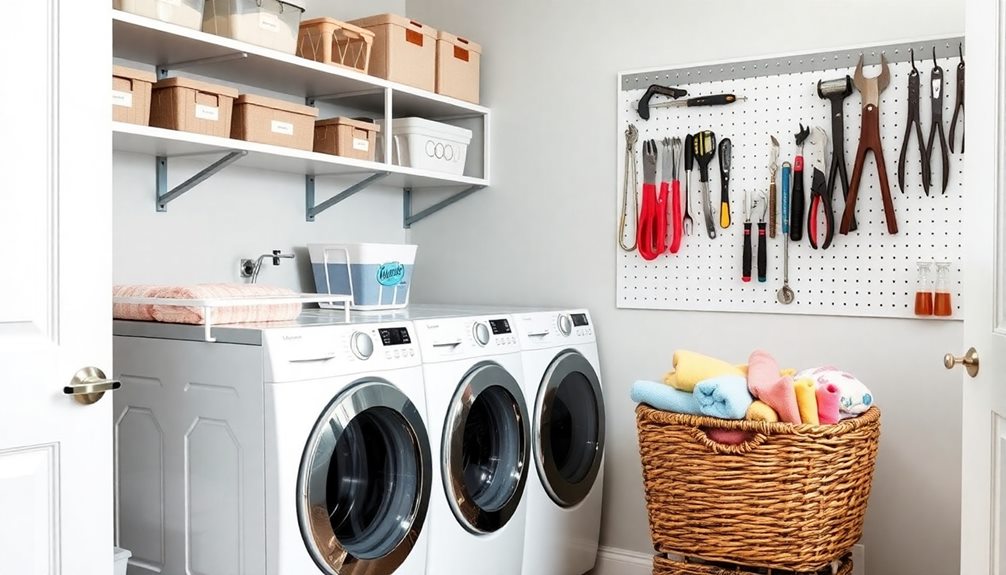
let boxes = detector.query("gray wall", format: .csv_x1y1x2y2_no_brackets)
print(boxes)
403,1,965,574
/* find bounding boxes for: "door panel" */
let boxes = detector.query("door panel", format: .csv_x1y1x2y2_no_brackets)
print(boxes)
0,445,58,575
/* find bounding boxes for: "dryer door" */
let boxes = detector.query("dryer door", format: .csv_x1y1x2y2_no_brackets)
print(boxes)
443,362,530,534
298,380,432,575
535,350,605,508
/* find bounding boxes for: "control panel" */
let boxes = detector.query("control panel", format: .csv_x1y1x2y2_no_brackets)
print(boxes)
414,315,520,363
513,309,595,350
263,322,421,382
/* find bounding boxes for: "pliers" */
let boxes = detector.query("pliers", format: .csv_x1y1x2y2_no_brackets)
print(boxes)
926,47,950,194
742,190,768,282
949,43,965,153
806,126,833,250
637,139,666,260
897,49,931,195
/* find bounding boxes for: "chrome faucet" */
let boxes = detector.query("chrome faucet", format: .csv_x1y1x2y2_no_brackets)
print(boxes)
241,250,295,283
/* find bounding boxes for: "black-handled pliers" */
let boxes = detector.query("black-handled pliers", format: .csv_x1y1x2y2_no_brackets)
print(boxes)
926,47,951,194
898,49,931,195
806,127,834,249
949,43,965,153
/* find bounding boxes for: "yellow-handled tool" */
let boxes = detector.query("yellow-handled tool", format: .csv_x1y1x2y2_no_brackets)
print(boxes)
718,138,732,229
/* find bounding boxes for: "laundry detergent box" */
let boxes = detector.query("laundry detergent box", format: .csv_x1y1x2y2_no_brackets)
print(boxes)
308,243,416,310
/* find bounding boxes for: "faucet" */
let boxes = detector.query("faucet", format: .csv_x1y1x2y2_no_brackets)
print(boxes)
241,250,295,283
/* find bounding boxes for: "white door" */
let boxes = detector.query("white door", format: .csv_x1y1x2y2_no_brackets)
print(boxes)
0,2,112,574
960,0,1006,573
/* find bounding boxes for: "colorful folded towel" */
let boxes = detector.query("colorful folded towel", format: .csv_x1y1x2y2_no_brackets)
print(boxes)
112,284,162,321
746,400,780,423
113,284,303,325
694,375,753,420
816,383,841,424
796,366,874,415
666,350,746,392
706,429,752,445
631,380,702,415
746,349,781,395
794,378,820,425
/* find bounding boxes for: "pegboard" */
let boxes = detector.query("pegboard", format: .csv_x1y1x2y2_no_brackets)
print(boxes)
616,37,965,320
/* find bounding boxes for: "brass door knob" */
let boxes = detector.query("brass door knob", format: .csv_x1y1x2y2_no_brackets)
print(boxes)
63,367,120,405
944,347,980,378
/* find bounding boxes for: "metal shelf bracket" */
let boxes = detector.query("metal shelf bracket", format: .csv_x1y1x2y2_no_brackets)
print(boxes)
403,185,486,228
306,172,391,222
156,150,247,212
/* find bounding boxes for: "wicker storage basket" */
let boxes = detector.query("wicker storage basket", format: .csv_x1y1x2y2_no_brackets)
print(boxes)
637,405,880,572
298,18,375,73
652,554,853,575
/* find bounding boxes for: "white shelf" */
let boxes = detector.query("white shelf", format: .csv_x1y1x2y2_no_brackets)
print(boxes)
113,122,488,190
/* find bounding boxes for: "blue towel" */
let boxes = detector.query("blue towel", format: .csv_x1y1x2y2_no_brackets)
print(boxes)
694,376,754,419
631,380,702,415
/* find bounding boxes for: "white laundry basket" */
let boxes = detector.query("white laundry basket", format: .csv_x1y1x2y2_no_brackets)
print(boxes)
114,547,131,575
309,243,417,310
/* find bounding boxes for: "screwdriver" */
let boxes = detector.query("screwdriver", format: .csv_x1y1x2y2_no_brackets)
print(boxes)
652,94,746,110
718,138,732,228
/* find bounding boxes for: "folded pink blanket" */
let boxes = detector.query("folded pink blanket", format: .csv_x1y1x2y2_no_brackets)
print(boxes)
112,285,161,321
113,284,302,325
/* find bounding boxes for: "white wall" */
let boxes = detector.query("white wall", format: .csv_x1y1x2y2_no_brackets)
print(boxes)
113,0,406,289
404,1,965,574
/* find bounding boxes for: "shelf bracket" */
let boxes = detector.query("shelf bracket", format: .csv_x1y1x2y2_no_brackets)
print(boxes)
403,185,486,228
158,52,249,79
306,172,391,222
156,150,247,212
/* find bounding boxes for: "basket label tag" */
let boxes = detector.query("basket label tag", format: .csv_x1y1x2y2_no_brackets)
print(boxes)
259,12,280,32
352,137,369,152
195,104,219,121
377,262,406,286
405,29,424,47
271,120,294,135
112,90,133,108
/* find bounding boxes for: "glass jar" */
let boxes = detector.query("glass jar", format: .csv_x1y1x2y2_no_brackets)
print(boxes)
914,261,934,316
934,262,953,317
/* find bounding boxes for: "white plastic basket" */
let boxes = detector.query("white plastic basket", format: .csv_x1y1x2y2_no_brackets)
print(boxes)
309,243,417,311
378,117,472,175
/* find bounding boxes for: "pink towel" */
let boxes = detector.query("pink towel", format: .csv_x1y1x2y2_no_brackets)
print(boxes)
816,383,841,425
706,429,753,445
151,284,302,325
747,349,781,396
112,284,162,321
757,376,802,424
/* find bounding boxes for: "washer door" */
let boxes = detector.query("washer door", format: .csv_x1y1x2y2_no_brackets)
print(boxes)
298,380,432,575
443,362,530,534
535,351,606,508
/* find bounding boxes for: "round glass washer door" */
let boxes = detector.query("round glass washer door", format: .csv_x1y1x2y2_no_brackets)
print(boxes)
443,362,530,534
534,351,605,508
298,380,432,575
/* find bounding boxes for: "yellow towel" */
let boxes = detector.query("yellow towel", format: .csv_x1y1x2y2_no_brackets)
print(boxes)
664,350,746,392
746,400,779,423
794,379,819,425
780,368,797,377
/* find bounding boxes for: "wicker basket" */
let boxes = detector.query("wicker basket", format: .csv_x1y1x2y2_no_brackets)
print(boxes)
637,405,880,572
652,554,854,575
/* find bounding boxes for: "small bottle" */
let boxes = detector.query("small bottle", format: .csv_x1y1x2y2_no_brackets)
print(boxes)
934,262,954,317
914,262,934,316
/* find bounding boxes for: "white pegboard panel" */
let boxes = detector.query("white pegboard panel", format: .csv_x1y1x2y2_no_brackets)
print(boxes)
616,37,964,320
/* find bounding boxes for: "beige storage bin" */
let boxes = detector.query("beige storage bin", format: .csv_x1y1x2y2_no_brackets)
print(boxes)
314,117,380,161
348,14,437,91
114,0,205,30
436,31,481,104
203,0,306,54
112,66,156,125
150,77,238,137
298,18,375,74
231,94,318,150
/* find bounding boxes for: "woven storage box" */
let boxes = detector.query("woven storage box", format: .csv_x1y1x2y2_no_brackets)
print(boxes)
435,30,481,103
231,94,318,150
348,14,437,91
653,554,853,575
112,66,156,125
314,117,380,161
636,405,880,572
150,77,238,137
298,18,375,73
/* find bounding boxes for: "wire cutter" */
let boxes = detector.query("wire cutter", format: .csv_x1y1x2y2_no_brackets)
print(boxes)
949,43,965,153
926,47,950,194
637,139,666,260
806,126,833,249
897,49,931,195
841,55,898,235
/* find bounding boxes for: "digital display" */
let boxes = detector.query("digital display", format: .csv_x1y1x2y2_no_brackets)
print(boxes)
489,319,511,335
571,313,589,327
379,327,412,346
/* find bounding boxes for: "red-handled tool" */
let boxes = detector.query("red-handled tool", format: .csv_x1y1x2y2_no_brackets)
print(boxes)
637,139,666,260
806,127,834,249
668,137,684,253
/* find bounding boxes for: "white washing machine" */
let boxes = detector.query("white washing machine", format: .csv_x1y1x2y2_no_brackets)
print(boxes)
514,309,605,575
413,313,531,575
113,316,432,575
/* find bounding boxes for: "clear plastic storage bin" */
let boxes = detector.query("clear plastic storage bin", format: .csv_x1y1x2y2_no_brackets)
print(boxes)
309,243,417,310
114,0,206,30
202,0,306,54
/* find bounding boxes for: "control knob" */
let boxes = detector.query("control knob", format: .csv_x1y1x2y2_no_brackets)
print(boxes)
473,322,491,346
557,314,573,336
350,331,374,360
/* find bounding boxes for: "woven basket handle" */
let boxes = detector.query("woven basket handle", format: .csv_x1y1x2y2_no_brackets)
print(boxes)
687,426,771,454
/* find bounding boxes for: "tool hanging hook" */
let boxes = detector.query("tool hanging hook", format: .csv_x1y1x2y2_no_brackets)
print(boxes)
910,48,917,73
958,42,965,65
932,46,938,67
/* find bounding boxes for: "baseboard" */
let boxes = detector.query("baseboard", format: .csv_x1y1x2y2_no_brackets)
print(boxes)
591,546,652,575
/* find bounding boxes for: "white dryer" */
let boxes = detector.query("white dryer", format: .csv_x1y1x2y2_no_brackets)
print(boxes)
514,309,605,575
113,317,432,575
413,313,530,575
